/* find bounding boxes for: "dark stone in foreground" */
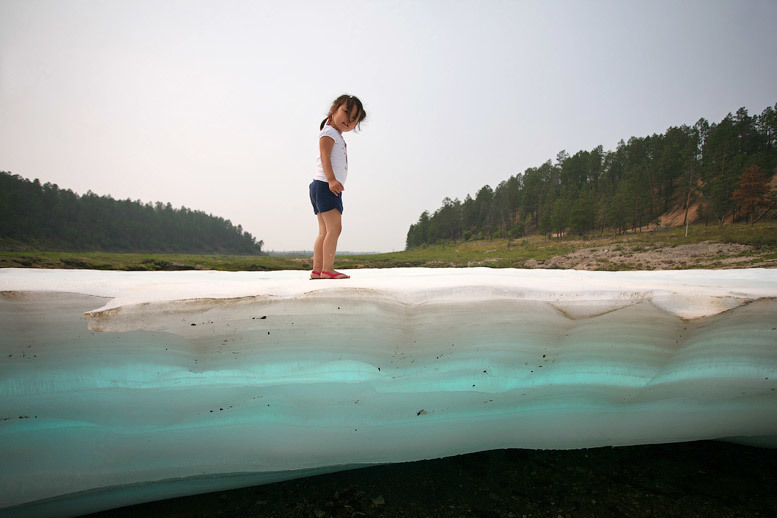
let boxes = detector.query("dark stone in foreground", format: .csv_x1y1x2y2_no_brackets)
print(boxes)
85,441,777,518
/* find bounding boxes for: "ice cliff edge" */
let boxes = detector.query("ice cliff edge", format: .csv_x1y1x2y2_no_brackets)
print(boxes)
1,268,777,517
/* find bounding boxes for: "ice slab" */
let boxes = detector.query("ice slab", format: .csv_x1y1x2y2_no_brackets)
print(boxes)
1,267,776,517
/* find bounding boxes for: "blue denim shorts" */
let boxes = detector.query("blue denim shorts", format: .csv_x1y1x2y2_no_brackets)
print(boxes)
309,180,343,214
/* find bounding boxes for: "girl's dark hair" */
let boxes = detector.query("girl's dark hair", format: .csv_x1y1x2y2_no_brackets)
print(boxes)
320,94,367,130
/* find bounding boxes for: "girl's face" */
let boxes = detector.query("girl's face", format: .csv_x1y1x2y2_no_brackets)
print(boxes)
330,103,361,133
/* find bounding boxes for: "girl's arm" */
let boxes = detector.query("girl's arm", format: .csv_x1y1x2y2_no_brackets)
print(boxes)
319,136,344,195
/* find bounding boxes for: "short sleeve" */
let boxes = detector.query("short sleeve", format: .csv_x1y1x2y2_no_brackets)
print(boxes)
319,125,339,141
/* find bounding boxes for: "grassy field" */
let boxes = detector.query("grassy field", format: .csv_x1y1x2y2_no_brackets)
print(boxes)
2,222,776,272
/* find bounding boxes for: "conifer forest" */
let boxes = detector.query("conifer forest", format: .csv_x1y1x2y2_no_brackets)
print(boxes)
0,172,264,254
406,104,777,249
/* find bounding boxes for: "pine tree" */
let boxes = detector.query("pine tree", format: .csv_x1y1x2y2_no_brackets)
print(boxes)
731,165,772,224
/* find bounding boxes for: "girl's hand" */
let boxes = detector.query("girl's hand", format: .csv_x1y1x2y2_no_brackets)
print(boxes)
328,180,344,196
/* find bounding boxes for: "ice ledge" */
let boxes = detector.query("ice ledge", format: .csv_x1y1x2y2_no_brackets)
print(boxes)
1,268,777,516
2,267,775,321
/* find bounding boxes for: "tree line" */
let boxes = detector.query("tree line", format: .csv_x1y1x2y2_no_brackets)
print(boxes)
406,103,777,249
0,172,264,254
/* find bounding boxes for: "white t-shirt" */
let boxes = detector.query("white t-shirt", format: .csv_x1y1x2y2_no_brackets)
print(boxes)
313,123,348,185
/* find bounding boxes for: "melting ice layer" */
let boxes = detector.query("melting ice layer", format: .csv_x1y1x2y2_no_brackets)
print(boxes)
1,267,777,517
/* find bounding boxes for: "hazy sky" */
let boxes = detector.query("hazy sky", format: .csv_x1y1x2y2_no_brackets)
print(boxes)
2,1,776,252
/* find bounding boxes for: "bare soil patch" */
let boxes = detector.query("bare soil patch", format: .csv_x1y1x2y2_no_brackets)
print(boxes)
524,241,775,270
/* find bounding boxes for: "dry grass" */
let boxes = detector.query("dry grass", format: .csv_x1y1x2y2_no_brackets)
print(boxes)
2,222,776,271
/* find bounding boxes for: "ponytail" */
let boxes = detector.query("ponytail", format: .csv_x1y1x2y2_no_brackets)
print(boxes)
320,117,328,130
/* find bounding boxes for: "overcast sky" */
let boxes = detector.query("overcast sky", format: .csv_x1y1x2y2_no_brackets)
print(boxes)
2,0,776,252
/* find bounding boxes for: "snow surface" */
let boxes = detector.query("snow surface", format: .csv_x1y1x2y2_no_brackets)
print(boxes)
1,267,777,517
2,267,775,319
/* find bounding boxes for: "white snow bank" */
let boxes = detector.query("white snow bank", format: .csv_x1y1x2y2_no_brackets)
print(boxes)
2,267,775,319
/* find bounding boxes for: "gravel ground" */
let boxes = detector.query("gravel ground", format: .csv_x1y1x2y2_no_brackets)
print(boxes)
86,440,777,518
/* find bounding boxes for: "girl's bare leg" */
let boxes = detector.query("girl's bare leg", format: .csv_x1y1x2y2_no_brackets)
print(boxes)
312,213,326,275
320,208,342,273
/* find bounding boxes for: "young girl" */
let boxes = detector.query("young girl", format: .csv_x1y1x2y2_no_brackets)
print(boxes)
309,95,367,280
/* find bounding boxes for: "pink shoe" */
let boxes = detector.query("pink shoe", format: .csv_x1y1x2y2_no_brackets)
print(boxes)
310,270,322,280
320,270,350,279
